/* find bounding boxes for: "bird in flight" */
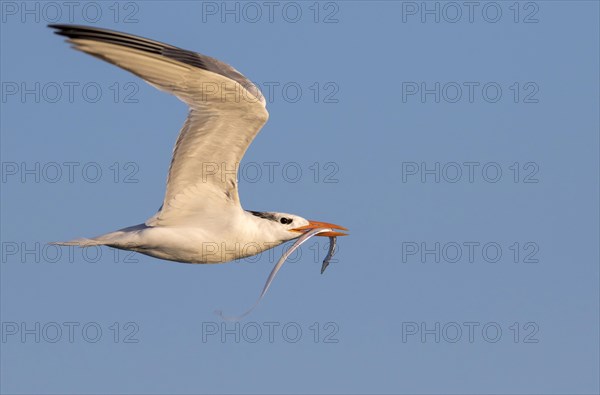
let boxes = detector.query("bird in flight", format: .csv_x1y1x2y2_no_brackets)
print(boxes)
49,25,347,309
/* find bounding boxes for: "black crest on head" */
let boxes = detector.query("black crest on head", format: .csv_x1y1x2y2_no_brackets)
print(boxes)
248,211,278,222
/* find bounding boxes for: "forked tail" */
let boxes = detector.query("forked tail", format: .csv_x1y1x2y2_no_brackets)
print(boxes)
49,238,105,247
50,224,148,248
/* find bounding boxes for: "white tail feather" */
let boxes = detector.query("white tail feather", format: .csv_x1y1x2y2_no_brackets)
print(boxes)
50,224,148,248
49,238,104,247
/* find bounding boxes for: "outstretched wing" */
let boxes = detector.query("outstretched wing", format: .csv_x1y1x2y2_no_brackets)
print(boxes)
50,24,268,225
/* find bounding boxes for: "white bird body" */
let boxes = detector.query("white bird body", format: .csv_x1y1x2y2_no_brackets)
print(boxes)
49,24,346,265
64,211,310,264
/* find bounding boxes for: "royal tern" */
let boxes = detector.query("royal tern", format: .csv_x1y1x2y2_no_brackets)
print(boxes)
49,25,347,274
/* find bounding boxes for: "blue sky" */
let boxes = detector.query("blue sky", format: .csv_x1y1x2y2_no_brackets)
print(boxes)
1,1,599,394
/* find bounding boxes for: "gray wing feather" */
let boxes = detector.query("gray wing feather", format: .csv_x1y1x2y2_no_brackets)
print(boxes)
50,25,269,225
50,24,265,105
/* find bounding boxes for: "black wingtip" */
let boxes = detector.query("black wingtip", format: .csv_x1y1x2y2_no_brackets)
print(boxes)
46,24,210,74
47,23,78,31
47,24,123,39
48,24,84,38
47,23,64,33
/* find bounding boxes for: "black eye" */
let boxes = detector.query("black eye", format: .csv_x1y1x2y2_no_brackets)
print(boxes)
280,217,293,225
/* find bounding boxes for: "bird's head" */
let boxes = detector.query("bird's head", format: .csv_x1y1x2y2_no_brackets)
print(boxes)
248,211,348,242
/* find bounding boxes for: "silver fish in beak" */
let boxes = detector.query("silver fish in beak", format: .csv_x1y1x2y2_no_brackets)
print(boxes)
217,227,345,321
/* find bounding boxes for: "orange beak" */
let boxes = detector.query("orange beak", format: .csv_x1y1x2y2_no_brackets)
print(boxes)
291,220,348,237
